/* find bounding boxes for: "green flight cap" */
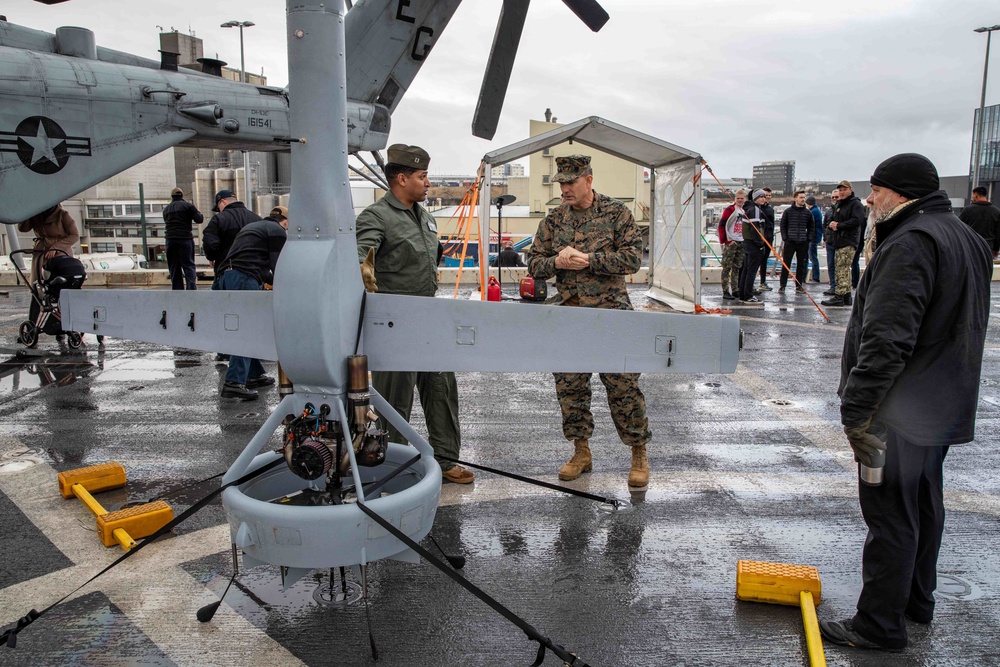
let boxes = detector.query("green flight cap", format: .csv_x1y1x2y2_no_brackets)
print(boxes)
552,154,592,183
386,143,431,169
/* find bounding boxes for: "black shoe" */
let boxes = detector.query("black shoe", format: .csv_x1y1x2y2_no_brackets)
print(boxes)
843,292,852,306
215,353,230,363
741,296,761,303
221,382,259,400
823,289,836,296
777,286,785,292
795,287,806,293
819,619,904,652
722,292,736,301
759,284,773,291
821,295,846,306
904,609,932,624
247,374,276,388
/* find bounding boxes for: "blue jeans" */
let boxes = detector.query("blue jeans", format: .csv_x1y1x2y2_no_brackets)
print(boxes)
216,270,265,385
166,238,197,290
808,242,820,282
826,245,837,290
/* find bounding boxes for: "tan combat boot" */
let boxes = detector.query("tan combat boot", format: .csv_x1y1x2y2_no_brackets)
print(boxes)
628,444,649,488
558,439,592,481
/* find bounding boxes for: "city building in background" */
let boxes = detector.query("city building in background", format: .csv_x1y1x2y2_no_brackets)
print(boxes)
752,160,795,195
970,102,1000,199
490,162,526,182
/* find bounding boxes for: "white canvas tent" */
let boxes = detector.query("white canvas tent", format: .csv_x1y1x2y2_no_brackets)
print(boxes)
481,116,703,311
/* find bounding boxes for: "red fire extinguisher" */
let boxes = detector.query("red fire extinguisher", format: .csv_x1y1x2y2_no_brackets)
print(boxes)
487,276,501,302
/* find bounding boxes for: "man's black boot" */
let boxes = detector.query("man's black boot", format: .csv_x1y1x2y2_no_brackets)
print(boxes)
821,294,846,307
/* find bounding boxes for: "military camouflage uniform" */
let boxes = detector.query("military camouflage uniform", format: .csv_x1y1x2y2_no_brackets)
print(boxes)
834,246,854,297
720,241,743,295
356,177,462,472
527,167,652,449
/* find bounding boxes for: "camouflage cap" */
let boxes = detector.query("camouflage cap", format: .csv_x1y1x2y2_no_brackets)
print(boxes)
552,155,592,183
386,143,430,169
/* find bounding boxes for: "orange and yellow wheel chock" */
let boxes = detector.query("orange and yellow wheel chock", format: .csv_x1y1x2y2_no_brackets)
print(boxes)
57,462,174,552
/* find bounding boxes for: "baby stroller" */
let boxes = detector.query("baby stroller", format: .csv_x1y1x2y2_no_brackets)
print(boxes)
11,248,87,349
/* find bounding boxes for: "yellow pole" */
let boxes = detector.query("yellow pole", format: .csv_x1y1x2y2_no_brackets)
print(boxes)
72,483,138,552
72,483,108,517
113,528,137,551
799,590,827,667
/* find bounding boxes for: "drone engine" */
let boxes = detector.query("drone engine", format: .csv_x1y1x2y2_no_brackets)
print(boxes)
280,355,388,483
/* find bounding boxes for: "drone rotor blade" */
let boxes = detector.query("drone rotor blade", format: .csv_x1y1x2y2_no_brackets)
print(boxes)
472,0,531,140
561,0,609,32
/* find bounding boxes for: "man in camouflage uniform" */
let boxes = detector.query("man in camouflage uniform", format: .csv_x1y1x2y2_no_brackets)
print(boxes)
527,155,652,488
356,144,474,484
821,180,865,307
718,189,747,300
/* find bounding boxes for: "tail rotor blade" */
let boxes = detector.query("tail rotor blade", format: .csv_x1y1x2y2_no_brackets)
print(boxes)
561,0,609,32
472,0,531,140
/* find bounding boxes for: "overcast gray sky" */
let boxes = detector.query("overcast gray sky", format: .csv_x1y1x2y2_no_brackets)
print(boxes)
7,0,1000,180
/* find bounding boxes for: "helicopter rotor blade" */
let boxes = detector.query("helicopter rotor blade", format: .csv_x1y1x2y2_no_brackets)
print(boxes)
472,0,531,140
561,0,610,32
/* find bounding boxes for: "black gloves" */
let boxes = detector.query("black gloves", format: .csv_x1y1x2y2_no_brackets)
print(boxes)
843,417,887,467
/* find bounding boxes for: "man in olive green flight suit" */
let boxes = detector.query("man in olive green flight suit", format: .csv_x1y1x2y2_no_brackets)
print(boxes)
355,144,474,484
527,155,652,488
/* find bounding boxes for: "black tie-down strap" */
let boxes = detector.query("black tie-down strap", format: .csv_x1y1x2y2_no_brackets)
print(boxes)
438,455,625,509
356,502,590,667
1,457,285,649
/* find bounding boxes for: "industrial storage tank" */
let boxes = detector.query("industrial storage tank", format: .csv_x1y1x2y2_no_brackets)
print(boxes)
234,167,247,207
194,168,214,218
214,168,236,200
275,152,292,188
257,193,278,215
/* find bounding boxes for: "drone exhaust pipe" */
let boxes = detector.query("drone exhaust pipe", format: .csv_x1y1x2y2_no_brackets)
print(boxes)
277,363,293,396
347,355,369,434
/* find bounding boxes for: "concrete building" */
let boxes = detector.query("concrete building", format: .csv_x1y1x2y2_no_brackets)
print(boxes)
752,160,795,195
527,119,650,222
490,163,526,180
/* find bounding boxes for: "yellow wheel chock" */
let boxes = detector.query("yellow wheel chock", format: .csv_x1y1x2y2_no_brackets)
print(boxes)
736,560,826,667
57,462,174,552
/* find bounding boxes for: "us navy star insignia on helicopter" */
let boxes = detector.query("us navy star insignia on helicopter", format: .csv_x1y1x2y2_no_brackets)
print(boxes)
0,116,91,175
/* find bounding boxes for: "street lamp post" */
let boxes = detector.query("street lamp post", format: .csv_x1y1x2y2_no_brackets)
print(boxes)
221,20,256,210
972,24,1000,193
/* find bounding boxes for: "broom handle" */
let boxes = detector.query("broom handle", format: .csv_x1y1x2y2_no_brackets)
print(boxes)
800,590,826,667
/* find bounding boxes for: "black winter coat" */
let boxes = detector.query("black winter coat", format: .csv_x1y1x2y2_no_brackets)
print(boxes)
741,201,767,248
162,196,204,240
959,201,1000,254
760,203,775,241
779,204,814,244
838,190,992,445
202,202,262,262
829,194,865,249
